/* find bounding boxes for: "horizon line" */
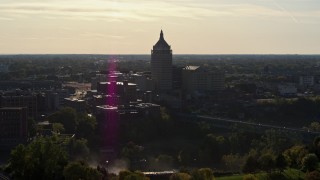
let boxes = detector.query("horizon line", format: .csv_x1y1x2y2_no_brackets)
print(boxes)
0,53,320,56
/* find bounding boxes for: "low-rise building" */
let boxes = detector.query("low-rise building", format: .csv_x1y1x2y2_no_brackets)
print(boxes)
299,75,314,87
93,94,122,107
64,98,86,112
135,103,161,118
97,81,137,103
278,84,297,96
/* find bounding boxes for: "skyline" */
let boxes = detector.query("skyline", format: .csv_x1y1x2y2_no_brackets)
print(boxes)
0,0,320,54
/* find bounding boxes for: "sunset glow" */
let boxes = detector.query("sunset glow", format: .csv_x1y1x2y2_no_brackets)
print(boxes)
0,0,319,54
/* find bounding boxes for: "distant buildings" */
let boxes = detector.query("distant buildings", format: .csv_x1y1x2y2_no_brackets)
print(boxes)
0,80,61,91
91,74,107,90
0,88,73,120
299,75,314,87
151,30,173,91
0,64,9,73
38,89,70,111
278,84,297,96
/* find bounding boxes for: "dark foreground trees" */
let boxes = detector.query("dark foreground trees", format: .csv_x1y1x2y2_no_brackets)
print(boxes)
168,168,215,180
63,161,102,180
7,137,68,180
302,154,319,172
5,136,102,180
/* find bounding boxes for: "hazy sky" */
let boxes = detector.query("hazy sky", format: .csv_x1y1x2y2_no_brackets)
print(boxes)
0,0,319,54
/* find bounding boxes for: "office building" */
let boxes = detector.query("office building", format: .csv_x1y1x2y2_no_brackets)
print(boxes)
97,81,137,103
0,107,28,149
151,30,173,91
1,95,38,120
182,66,225,94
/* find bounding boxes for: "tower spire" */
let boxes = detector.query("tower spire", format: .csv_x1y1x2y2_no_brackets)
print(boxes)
160,29,164,40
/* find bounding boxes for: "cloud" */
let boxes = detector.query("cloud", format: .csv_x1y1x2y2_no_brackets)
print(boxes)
80,32,125,39
0,17,13,21
0,0,319,23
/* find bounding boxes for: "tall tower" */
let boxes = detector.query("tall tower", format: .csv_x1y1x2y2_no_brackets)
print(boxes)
151,30,173,91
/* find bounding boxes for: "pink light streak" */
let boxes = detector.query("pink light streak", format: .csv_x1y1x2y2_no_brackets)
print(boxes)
104,56,119,151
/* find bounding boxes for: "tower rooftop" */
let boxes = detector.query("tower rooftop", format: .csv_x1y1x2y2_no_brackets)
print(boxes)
153,30,170,49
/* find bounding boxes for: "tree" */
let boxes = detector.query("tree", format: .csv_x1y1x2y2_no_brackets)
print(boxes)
178,149,195,166
76,113,97,139
228,130,252,154
257,153,275,172
53,123,65,134
199,134,226,164
121,142,144,163
149,154,174,171
275,153,288,172
243,174,258,180
266,172,287,180
48,108,97,145
27,118,37,137
242,155,259,173
7,144,26,178
47,107,77,133
283,145,308,168
63,161,102,180
305,170,320,180
119,170,132,180
67,138,90,159
222,153,245,172
308,122,320,132
8,137,68,179
302,154,319,172
170,173,192,180
256,129,294,155
118,170,149,180
313,136,320,148
313,136,320,158
191,168,215,180
160,107,171,121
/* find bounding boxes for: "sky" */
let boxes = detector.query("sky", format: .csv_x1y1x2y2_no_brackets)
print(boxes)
0,0,319,54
